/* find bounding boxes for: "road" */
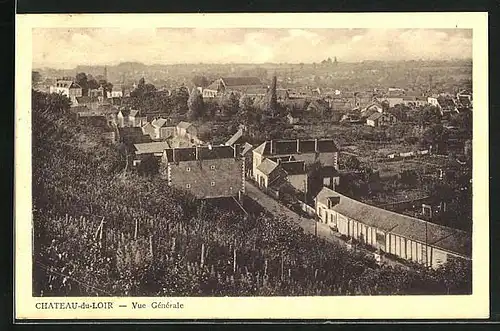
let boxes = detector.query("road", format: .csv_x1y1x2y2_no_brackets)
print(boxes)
244,181,406,268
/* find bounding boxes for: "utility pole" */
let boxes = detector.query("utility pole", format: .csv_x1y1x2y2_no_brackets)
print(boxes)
425,221,428,268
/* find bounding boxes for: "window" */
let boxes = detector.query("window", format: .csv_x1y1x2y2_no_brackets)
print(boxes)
210,165,216,170
210,181,215,186
186,167,191,172
186,184,191,189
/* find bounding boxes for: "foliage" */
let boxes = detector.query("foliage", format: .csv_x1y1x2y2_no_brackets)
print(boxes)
75,72,89,96
187,88,205,120
340,155,361,171
192,75,210,88
32,71,42,87
32,90,471,297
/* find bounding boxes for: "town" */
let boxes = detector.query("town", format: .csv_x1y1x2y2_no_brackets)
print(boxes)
32,56,473,296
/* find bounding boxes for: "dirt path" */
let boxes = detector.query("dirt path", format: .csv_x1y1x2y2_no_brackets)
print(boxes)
245,181,407,269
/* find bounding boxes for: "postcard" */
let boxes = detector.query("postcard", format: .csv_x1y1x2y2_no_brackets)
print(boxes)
15,12,489,320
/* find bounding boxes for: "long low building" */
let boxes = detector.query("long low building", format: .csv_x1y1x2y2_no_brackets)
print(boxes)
315,187,471,269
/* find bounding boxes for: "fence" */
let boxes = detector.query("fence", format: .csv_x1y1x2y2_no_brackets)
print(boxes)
377,196,433,213
386,149,429,160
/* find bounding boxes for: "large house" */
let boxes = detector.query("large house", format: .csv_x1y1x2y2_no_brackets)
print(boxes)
253,139,340,194
49,80,83,104
161,145,245,199
315,187,471,269
202,77,263,98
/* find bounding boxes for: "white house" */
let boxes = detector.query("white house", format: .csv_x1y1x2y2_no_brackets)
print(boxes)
49,80,83,104
315,187,471,269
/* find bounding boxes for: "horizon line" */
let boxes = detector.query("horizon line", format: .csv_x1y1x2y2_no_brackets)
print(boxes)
33,58,473,71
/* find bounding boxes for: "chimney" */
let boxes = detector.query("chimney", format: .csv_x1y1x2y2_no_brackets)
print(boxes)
195,145,199,160
314,138,318,152
269,140,274,155
296,139,300,153
172,148,177,163
233,144,238,158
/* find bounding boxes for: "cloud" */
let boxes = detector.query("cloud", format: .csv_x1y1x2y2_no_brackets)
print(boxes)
32,28,472,69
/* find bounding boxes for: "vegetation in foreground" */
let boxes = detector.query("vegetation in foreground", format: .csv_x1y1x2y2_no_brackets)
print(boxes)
32,90,471,296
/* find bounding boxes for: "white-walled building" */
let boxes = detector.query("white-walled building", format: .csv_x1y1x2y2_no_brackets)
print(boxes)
315,187,471,269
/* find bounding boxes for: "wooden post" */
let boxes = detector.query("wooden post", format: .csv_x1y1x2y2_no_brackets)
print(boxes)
134,219,138,240
281,254,284,281
171,237,176,253
200,243,205,267
233,247,237,273
264,259,268,276
149,235,154,259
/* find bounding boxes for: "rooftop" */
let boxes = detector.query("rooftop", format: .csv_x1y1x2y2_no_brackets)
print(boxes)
55,80,81,89
256,158,279,176
133,141,171,155
164,145,237,163
221,77,262,87
152,118,168,128
254,139,339,156
225,128,244,146
315,187,471,258
177,121,193,130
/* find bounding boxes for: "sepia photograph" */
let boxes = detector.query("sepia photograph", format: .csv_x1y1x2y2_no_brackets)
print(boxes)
15,13,489,320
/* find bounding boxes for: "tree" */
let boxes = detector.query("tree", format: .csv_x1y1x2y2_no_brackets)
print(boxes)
422,124,448,153
87,76,100,90
192,76,209,88
75,72,89,96
239,95,254,112
419,105,441,126
187,88,205,120
171,86,190,115
219,92,240,117
266,75,278,117
98,79,113,96
342,155,361,170
32,71,42,87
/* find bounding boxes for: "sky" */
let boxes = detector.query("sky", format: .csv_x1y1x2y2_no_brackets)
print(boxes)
32,28,472,69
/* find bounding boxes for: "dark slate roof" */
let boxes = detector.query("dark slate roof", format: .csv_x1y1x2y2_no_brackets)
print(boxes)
316,140,338,153
222,77,262,87
55,80,81,89
76,96,99,104
256,158,279,176
281,160,306,175
254,139,339,156
315,187,471,257
164,145,236,162
198,145,235,160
